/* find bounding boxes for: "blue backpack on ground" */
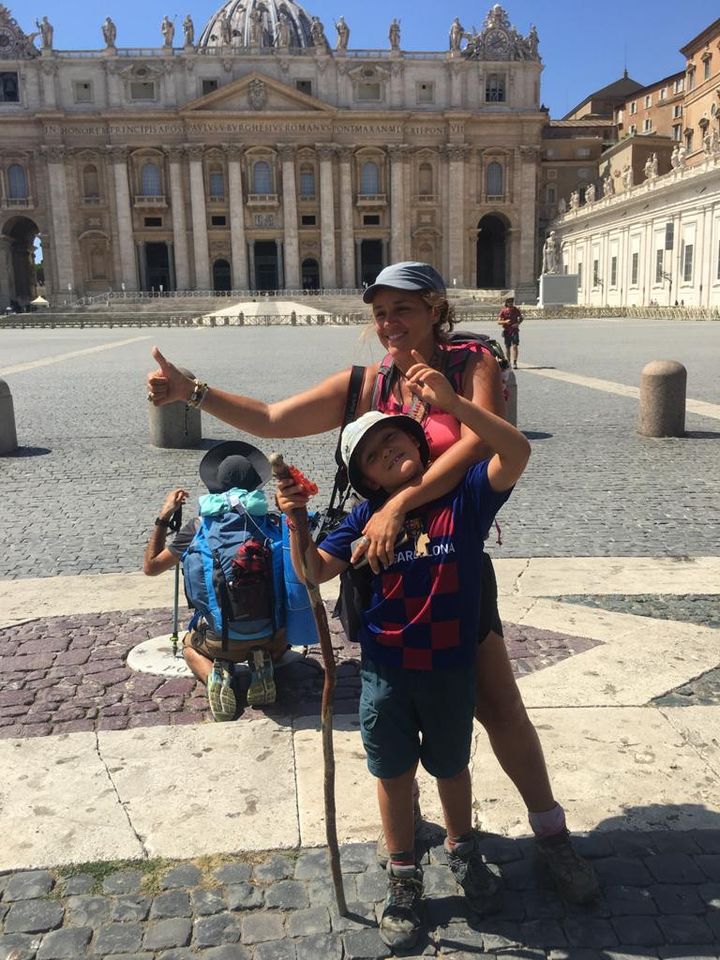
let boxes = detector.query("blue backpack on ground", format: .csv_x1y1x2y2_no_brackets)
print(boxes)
182,498,319,651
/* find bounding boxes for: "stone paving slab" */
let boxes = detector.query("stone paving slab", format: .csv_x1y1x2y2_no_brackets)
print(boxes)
0,830,719,960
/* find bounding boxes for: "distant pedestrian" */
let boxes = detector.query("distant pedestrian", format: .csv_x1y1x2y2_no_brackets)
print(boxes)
497,296,523,369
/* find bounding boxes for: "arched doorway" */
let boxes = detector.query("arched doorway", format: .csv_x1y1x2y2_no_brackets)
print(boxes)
476,215,507,288
360,239,383,287
1,216,40,309
301,257,320,290
254,240,278,290
213,258,231,292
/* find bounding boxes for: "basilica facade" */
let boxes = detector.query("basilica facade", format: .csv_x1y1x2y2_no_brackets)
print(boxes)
0,2,544,307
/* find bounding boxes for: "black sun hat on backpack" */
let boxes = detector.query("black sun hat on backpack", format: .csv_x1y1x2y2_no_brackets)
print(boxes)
199,440,271,494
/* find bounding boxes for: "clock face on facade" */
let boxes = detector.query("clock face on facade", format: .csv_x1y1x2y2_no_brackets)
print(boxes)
0,30,12,48
485,29,510,57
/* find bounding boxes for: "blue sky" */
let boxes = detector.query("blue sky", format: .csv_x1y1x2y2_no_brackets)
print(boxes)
17,1,719,117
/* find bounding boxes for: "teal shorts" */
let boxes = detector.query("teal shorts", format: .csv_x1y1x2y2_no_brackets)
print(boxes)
359,658,475,780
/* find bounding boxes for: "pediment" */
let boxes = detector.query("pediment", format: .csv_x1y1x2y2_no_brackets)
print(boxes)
181,71,335,115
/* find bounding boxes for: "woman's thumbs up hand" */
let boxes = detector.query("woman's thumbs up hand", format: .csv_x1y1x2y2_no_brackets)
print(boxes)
146,346,194,405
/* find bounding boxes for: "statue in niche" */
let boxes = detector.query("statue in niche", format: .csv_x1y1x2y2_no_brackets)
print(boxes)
335,16,349,51
585,182,596,203
276,11,291,47
702,129,712,156
183,14,194,46
161,15,175,47
602,173,615,197
670,144,679,169
542,230,560,274
102,16,117,47
388,18,400,50
219,10,232,45
557,196,566,214
36,16,53,49
249,9,263,45
449,17,464,52
569,190,579,210
310,16,328,50
643,156,653,181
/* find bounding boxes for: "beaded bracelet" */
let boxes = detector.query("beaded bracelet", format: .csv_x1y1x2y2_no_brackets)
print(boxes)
187,379,209,408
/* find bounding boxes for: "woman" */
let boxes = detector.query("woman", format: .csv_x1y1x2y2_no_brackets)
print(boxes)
147,261,598,903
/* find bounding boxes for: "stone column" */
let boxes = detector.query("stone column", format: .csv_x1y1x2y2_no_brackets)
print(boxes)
338,146,355,288
355,237,362,288
40,61,58,109
389,145,409,264
279,144,300,289
275,239,285,289
108,146,139,291
518,146,540,288
447,145,468,285
226,144,248,290
248,240,256,290
187,145,210,289
317,144,337,289
42,146,75,298
167,147,190,291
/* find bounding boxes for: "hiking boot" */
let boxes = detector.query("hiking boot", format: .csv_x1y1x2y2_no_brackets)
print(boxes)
376,779,423,867
247,648,276,707
207,659,236,722
446,831,503,915
535,830,600,904
379,862,423,951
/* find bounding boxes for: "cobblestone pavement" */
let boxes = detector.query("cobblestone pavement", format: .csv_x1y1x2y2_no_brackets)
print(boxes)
0,604,601,740
1,829,719,960
654,668,720,708
557,596,720,630
1,319,719,578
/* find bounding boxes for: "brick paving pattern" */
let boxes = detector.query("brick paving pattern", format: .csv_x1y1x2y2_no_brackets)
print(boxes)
0,605,601,739
0,830,719,959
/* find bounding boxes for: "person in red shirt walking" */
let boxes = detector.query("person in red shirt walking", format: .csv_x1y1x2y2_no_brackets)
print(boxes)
497,296,523,369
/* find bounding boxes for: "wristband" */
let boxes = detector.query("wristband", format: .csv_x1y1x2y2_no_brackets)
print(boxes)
155,517,171,528
285,518,297,532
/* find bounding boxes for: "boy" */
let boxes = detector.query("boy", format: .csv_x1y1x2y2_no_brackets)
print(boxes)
276,351,530,951
497,296,523,368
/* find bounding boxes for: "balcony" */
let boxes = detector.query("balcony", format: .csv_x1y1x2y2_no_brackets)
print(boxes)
208,193,226,205
133,195,167,208
82,195,102,205
2,196,34,208
414,194,437,203
356,193,387,207
246,193,279,206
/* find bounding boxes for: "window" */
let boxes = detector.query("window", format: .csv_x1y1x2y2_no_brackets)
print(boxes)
0,72,19,102
210,215,226,226
576,147,591,158
300,214,316,226
357,82,381,102
643,118,652,132
418,163,433,195
486,161,503,197
252,160,271,194
630,101,637,114
629,124,636,135
202,79,219,96
416,81,434,104
7,164,28,199
683,243,694,282
645,95,652,108
299,165,315,198
209,169,224,200
655,249,664,283
672,124,682,141
631,252,639,285
673,105,682,118
140,162,162,196
659,88,666,101
359,161,380,195
82,164,100,199
592,259,599,287
546,184,557,204
485,73,505,102
144,216,162,227
363,214,380,225
130,81,156,101
674,77,684,94
610,256,618,287
687,68,695,91
73,81,93,104
295,80,312,96
704,57,712,80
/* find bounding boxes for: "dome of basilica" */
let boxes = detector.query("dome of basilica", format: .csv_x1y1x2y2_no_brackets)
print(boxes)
198,0,316,50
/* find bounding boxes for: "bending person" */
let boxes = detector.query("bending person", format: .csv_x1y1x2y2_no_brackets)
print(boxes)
146,261,598,903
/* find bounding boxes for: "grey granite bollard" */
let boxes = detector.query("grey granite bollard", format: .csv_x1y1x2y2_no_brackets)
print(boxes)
504,368,517,427
148,367,202,448
0,378,18,455
638,359,686,437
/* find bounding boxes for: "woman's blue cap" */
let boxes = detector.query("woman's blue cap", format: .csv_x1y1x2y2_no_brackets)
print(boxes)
362,261,446,303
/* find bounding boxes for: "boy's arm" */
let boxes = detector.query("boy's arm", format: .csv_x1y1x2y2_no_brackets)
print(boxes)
276,479,348,584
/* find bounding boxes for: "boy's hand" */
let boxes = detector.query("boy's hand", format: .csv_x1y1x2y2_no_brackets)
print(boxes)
275,477,310,515
406,350,459,414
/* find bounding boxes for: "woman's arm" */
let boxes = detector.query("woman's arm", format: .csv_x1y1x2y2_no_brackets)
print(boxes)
148,347,377,439
358,350,505,569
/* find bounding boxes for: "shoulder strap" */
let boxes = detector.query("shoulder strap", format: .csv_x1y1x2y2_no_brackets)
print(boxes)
370,353,394,411
322,365,366,527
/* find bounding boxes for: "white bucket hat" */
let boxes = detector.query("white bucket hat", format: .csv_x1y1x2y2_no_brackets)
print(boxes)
341,411,430,499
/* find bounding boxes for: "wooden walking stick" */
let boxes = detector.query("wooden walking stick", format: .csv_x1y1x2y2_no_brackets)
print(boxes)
269,454,347,917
